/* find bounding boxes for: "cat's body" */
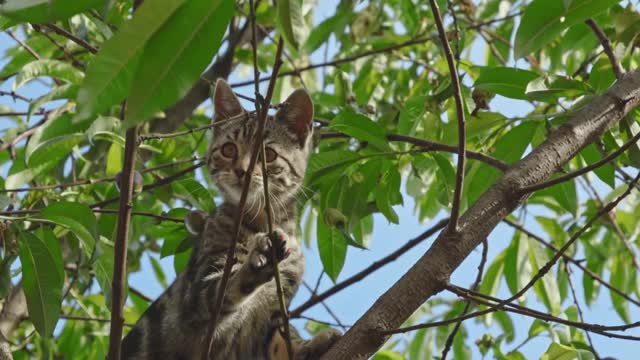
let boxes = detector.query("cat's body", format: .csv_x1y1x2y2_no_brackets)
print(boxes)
121,80,339,359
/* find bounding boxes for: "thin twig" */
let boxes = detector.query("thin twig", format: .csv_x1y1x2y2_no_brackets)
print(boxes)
89,163,204,209
291,218,449,317
564,261,601,359
503,218,640,308
301,281,347,332
42,24,98,54
0,90,31,103
321,132,508,171
441,238,488,359
586,19,623,80
230,35,435,88
6,30,40,60
61,314,134,327
430,0,466,233
1,157,199,193
521,129,640,193
202,38,285,360
250,0,292,356
137,113,252,142
107,126,138,360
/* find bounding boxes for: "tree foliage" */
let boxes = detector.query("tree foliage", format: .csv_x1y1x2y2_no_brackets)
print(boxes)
0,0,639,359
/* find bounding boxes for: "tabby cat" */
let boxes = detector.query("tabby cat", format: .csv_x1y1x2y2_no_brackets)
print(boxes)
121,80,339,359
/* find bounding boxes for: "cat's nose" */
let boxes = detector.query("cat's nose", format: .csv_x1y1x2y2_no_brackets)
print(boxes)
234,168,246,179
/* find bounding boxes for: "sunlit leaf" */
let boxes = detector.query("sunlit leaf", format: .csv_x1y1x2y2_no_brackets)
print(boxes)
0,0,102,23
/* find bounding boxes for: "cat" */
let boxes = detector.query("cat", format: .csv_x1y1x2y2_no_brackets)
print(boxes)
121,79,340,359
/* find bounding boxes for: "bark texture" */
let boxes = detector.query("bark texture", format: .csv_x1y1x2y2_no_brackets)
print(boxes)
322,70,640,359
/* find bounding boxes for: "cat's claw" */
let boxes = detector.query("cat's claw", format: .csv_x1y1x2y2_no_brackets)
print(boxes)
250,230,289,273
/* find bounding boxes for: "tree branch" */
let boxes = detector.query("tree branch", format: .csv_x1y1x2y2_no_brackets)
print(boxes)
429,0,465,233
321,69,640,359
202,38,285,360
586,19,623,80
321,132,508,171
107,126,138,360
291,218,448,317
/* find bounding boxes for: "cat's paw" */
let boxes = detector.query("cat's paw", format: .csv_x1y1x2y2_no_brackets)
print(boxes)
249,230,290,275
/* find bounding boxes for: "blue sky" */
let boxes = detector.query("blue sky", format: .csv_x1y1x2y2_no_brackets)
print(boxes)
1,1,639,359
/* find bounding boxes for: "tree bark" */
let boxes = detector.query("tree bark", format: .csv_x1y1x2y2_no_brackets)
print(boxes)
322,70,640,359
0,284,28,360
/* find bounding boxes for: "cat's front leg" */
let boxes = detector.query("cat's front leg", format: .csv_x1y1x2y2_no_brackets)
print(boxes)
223,230,291,306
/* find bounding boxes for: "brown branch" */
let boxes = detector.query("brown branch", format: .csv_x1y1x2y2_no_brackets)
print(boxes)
249,0,292,356
5,30,40,60
301,281,347,332
0,119,46,153
0,284,27,354
138,112,252,142
441,238,487,360
321,69,640,359
521,125,640,193
291,218,449,317
321,132,508,171
42,24,98,54
383,284,640,342
503,218,640,308
466,11,522,30
107,126,138,360
429,0,466,233
0,91,31,103
230,35,435,88
89,162,204,209
202,38,285,360
1,157,199,193
586,19,623,80
563,261,600,359
60,314,134,327
31,24,85,69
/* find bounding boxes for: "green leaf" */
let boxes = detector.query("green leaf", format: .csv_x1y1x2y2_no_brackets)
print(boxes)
474,67,539,100
149,256,167,288
374,166,403,224
610,255,631,323
579,144,615,188
106,142,123,177
93,240,114,308
527,236,561,315
5,160,57,189
540,343,594,360
525,76,592,101
535,180,579,216
306,150,360,185
0,0,102,23
40,202,97,258
504,231,532,297
373,350,405,360
171,178,215,213
398,95,427,135
277,0,308,49
317,217,347,283
303,11,351,53
330,109,390,150
514,0,614,58
14,59,84,90
28,134,85,168
18,229,63,337
124,0,233,126
28,84,79,121
75,0,189,122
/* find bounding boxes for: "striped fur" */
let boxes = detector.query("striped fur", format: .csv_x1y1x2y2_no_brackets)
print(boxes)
121,81,339,359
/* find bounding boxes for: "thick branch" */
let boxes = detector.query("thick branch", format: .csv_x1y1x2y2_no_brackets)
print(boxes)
321,70,640,359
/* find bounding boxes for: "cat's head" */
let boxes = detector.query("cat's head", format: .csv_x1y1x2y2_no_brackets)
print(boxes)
207,79,314,208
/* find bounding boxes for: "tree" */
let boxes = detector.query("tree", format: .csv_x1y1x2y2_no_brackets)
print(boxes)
0,0,638,359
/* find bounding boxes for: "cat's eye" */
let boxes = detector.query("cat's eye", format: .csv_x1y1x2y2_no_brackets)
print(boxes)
265,147,277,162
221,142,237,158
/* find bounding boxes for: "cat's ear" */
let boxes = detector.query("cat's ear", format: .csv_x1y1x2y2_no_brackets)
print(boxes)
214,79,244,119
276,89,314,146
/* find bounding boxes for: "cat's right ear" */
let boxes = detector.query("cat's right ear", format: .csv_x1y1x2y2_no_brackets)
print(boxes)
214,79,244,120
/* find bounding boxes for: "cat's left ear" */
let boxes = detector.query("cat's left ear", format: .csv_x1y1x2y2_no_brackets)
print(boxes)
276,89,314,147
